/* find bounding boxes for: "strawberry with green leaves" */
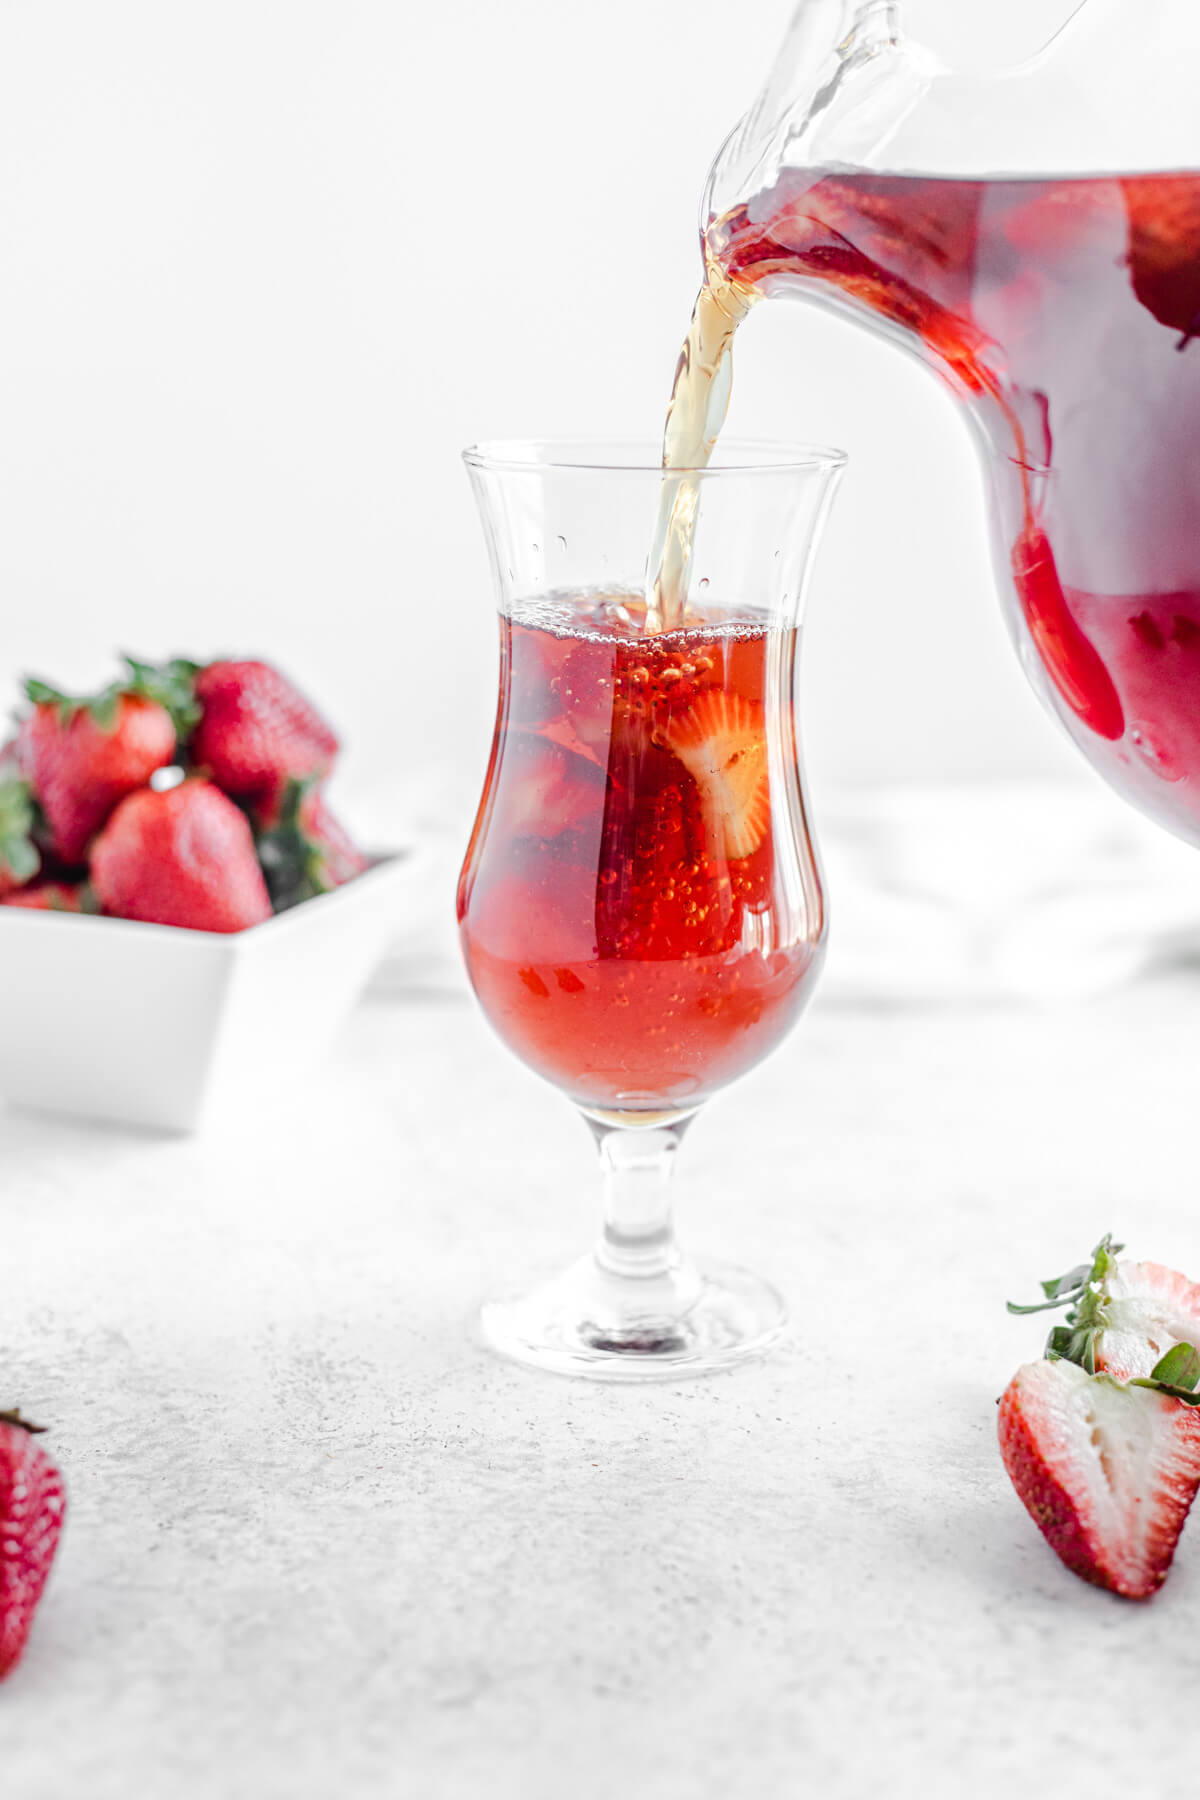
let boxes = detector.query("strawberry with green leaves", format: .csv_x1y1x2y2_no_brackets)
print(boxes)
1000,1235,1200,1599
1007,1233,1200,1380
16,679,177,864
126,654,341,808
0,743,39,897
90,778,273,933
0,1410,66,1680
254,777,367,911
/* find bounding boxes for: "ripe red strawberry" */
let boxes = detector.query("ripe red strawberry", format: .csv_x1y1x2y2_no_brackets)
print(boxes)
998,1357,1200,1600
0,744,39,897
0,1410,66,1680
1,880,88,912
190,660,339,803
90,779,272,932
254,778,368,910
16,681,177,863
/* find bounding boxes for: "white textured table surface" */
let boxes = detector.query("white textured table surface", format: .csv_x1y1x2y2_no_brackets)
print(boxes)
5,972,1200,1798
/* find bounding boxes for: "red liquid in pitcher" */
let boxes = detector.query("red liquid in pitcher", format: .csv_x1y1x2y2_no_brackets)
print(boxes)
708,169,1200,841
457,596,822,1112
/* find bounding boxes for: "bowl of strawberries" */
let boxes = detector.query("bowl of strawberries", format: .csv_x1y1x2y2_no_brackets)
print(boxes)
0,655,411,1131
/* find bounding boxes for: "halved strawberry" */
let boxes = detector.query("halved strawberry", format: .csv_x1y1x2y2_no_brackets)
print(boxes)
664,691,769,860
1008,1235,1200,1382
1100,1263,1200,1383
998,1357,1200,1600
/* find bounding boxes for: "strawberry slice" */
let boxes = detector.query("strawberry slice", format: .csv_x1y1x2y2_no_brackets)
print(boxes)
665,691,769,860
998,1357,1200,1600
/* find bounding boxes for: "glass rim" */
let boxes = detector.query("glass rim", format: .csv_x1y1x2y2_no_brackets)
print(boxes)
461,436,849,477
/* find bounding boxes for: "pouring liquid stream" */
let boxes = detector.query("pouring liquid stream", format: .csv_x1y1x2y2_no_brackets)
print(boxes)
644,255,757,634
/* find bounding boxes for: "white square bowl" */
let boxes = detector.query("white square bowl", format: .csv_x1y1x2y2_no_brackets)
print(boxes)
0,851,419,1132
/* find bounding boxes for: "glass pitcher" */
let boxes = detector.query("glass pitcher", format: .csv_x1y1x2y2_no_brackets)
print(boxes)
701,0,1200,845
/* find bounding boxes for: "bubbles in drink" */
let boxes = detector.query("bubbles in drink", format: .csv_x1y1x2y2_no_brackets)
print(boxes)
458,592,823,1110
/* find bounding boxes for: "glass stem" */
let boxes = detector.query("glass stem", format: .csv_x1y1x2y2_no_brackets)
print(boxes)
586,1118,694,1284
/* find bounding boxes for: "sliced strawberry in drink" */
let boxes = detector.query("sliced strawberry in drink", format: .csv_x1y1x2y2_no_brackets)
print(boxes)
665,691,769,861
998,1357,1200,1600
496,738,605,841
1123,177,1200,341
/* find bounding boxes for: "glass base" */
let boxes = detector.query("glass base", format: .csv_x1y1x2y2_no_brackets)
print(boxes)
479,1252,788,1382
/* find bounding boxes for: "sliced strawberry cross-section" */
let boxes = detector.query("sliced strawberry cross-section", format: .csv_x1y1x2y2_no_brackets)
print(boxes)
665,691,769,861
998,1357,1200,1600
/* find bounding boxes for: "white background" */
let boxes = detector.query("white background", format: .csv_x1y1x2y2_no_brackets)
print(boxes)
0,0,1090,813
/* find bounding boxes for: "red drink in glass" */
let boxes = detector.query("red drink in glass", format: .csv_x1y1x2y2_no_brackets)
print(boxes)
458,594,823,1116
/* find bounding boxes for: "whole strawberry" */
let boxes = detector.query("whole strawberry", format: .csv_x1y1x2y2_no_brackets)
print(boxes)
0,744,39,897
90,779,273,933
0,1411,66,1680
190,660,339,804
255,778,367,910
17,681,177,864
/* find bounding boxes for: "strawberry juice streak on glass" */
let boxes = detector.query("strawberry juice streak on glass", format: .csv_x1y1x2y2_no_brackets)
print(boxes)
686,169,1200,844
457,592,822,1115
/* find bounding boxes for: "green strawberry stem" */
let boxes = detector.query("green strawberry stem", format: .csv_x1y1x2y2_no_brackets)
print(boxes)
255,776,330,912
122,656,204,740
0,1410,46,1435
1009,1233,1200,1403
24,676,121,732
1006,1234,1123,1374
